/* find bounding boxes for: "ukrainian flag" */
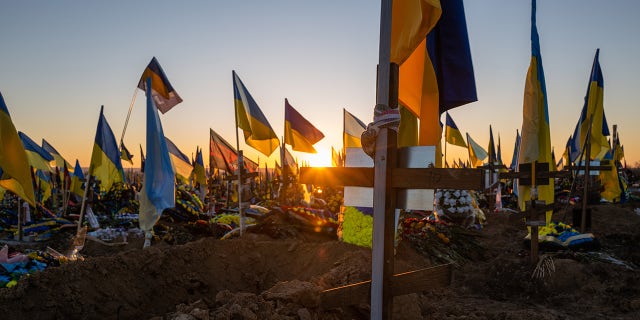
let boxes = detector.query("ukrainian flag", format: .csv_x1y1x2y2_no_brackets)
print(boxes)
120,141,134,166
70,159,85,198
577,49,609,160
42,139,72,170
165,137,193,183
193,147,206,187
444,112,467,148
343,109,367,149
519,0,553,220
90,106,125,192
466,133,487,168
0,92,35,206
233,71,279,157
139,77,175,241
137,57,183,114
35,170,52,202
284,99,324,153
19,132,54,173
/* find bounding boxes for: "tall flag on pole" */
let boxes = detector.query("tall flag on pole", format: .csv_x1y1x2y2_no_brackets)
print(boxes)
209,128,239,174
343,109,367,149
89,106,126,192
165,137,193,182
137,57,183,114
232,71,279,156
284,99,325,153
18,132,54,173
0,91,36,206
496,134,504,166
577,49,609,160
519,0,554,219
139,77,175,247
444,112,467,147
42,139,71,170
466,133,487,168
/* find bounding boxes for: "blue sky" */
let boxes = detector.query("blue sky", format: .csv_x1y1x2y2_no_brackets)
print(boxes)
1,0,639,168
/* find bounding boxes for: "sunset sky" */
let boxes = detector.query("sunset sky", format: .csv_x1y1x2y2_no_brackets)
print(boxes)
1,0,639,169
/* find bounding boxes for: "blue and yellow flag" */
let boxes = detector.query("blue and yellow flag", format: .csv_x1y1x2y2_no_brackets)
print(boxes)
19,132,54,173
577,49,609,160
165,137,193,182
519,0,553,220
139,77,175,239
0,92,36,206
42,139,71,170
444,112,467,148
70,159,85,197
90,106,125,192
487,126,497,164
120,141,134,166
35,170,52,202
137,57,183,114
394,0,476,168
510,130,521,171
232,71,279,157
284,99,324,153
193,146,206,187
466,133,487,168
343,109,367,149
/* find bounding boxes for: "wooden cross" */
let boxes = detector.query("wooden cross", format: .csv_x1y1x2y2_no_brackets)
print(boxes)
300,129,485,318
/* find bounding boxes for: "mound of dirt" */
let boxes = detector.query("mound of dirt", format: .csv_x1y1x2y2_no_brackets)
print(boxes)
1,203,639,319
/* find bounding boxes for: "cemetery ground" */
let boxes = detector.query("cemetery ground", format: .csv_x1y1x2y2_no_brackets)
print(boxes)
0,201,639,319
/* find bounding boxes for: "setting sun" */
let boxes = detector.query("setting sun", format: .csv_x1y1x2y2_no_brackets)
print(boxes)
301,147,333,167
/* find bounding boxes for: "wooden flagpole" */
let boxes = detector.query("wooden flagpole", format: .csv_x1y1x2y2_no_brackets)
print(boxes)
372,0,393,318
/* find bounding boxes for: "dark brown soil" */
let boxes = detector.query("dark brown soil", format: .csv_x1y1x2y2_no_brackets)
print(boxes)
1,203,639,319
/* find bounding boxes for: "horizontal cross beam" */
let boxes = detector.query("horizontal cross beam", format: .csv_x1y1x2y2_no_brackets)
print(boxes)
299,167,484,190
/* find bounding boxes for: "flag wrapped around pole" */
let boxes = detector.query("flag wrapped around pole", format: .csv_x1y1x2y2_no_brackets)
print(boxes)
577,49,609,160
139,77,175,247
120,141,134,165
137,57,182,114
487,125,497,164
0,92,36,206
284,99,324,153
70,159,85,198
510,130,521,170
518,0,554,220
233,71,279,157
89,106,126,192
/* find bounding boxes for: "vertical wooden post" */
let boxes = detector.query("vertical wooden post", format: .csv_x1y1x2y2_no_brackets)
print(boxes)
371,0,393,317
371,128,397,319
